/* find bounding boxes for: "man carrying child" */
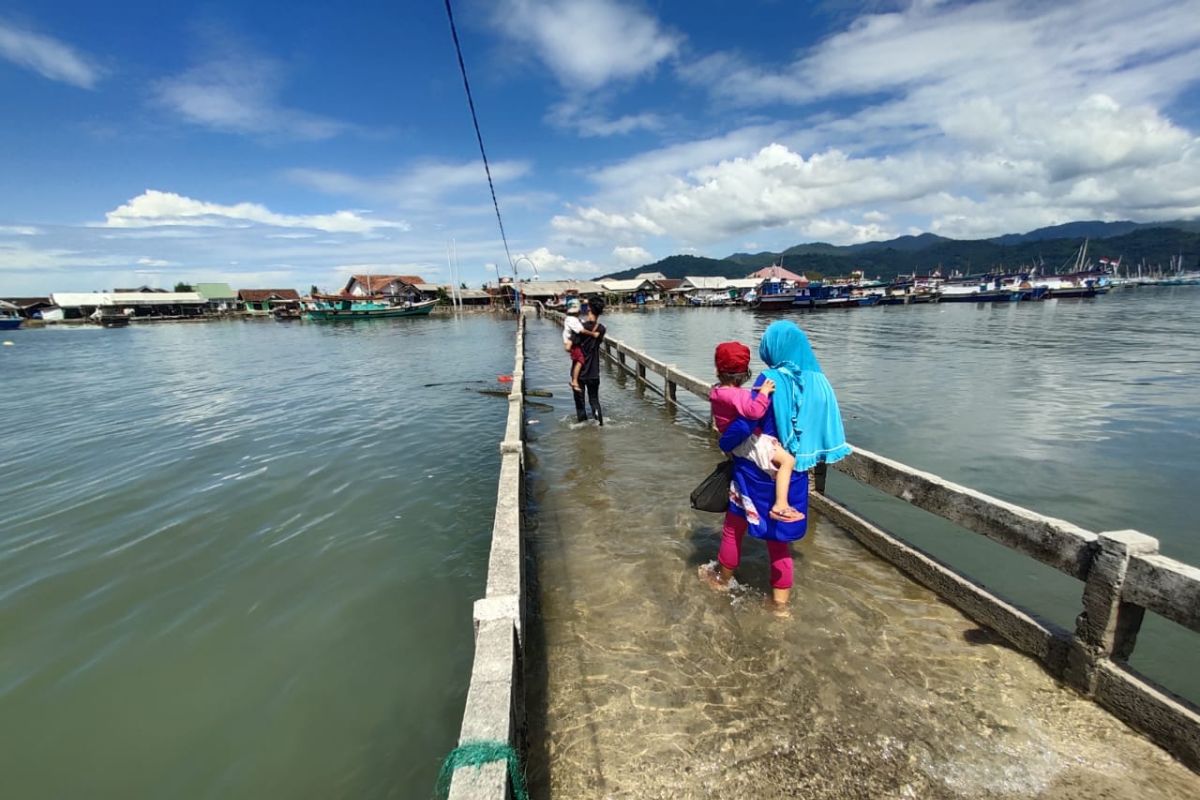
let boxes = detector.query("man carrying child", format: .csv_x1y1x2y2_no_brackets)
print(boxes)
567,298,606,425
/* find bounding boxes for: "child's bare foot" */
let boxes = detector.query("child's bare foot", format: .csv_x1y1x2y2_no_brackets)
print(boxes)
698,563,730,592
769,505,804,522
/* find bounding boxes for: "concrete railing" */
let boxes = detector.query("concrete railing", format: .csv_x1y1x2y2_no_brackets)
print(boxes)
542,309,1200,771
448,313,527,800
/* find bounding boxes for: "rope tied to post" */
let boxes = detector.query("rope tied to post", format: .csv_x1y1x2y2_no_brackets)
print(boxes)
435,740,529,800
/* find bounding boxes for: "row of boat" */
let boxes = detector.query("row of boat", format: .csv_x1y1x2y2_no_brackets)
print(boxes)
746,269,1116,311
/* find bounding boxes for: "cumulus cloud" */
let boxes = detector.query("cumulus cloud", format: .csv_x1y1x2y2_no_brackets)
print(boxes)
0,20,100,88
154,51,347,139
520,246,601,276
612,244,651,265
492,0,680,90
101,190,409,234
552,0,1200,245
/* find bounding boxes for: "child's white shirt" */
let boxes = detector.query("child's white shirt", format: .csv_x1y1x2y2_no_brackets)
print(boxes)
562,315,583,344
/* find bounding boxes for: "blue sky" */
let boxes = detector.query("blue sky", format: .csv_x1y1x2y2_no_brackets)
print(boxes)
1,0,1199,294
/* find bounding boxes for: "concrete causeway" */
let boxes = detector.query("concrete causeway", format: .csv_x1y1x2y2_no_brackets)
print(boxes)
521,315,1200,799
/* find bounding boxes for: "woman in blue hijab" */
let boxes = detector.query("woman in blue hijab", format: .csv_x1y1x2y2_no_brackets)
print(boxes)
710,320,851,612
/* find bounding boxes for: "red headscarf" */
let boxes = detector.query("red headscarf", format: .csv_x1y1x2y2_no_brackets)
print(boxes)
714,341,751,374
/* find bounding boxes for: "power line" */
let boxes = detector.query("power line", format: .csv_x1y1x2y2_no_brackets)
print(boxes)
443,0,515,276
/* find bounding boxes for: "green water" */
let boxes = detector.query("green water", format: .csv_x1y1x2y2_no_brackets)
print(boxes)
0,315,516,798
585,287,1200,702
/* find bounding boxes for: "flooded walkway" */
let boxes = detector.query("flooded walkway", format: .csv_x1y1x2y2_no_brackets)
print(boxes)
522,317,1200,799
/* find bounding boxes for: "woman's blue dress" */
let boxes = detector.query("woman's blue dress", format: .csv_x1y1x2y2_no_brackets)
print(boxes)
719,375,809,543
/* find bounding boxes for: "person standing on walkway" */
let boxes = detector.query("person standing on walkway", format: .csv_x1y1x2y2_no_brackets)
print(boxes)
702,320,851,613
571,298,606,426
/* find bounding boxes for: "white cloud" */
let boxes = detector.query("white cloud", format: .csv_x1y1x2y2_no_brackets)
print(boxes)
101,190,410,234
798,218,896,245
612,245,651,265
136,257,176,267
0,243,132,271
0,225,40,236
154,52,347,139
286,159,531,209
492,0,680,90
520,246,601,276
0,20,100,88
545,98,664,137
552,1,1200,245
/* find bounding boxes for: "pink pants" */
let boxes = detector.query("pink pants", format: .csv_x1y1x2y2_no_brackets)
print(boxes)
718,511,794,590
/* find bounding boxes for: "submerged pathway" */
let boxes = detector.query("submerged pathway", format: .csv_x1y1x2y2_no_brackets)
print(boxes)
521,317,1199,799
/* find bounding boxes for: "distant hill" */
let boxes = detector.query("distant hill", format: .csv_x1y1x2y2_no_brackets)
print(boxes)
603,254,737,280
990,219,1200,245
598,220,1200,282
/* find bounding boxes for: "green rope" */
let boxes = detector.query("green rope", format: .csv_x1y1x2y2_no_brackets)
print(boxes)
435,740,528,800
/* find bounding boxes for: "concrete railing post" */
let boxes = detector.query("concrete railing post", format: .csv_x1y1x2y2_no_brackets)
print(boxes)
1067,529,1159,693
636,363,646,381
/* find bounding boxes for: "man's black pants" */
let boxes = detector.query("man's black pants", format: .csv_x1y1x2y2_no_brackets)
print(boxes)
572,379,603,426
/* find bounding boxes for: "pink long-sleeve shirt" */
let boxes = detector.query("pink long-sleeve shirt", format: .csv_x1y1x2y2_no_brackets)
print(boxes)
709,384,770,433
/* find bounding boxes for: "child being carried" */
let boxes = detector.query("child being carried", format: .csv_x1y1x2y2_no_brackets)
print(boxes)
708,341,803,522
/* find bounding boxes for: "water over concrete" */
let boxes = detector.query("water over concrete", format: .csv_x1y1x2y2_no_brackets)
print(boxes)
522,317,1200,799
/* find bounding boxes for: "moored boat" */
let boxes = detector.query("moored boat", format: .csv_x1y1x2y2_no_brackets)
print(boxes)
0,300,21,330
303,296,437,321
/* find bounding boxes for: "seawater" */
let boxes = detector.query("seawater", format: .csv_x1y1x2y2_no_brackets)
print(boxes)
522,305,1200,799
0,315,516,798
594,287,1200,701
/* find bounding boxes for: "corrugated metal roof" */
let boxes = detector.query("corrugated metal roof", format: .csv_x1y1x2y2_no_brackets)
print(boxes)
194,282,237,300
237,289,301,302
518,280,606,297
599,279,655,292
50,292,205,306
682,276,729,289
726,278,762,289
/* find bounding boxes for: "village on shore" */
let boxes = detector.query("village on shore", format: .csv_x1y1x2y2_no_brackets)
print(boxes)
4,251,1197,330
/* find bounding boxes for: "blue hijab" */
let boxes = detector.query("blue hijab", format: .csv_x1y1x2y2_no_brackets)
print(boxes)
759,321,852,471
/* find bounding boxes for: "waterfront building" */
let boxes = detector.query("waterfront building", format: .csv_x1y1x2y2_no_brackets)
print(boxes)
194,283,238,314
237,289,302,316
47,291,207,321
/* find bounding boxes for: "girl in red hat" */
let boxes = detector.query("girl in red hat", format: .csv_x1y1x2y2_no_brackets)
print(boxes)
709,341,802,523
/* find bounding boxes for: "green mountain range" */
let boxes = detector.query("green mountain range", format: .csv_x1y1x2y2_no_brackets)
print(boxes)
601,220,1200,282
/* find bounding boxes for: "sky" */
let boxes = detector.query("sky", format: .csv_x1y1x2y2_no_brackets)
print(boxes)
1,0,1199,295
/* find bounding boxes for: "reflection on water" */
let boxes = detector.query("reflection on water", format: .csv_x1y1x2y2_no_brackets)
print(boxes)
0,315,515,798
524,315,1200,799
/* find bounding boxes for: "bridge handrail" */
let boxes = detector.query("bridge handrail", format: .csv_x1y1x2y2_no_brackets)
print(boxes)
448,313,527,800
541,308,1200,768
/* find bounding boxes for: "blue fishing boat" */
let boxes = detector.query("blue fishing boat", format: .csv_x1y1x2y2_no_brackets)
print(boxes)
0,300,23,330
303,295,437,321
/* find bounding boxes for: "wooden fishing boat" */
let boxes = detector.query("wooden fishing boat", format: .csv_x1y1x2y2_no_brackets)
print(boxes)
303,295,437,321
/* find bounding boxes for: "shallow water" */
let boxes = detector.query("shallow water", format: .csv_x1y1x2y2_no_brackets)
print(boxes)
524,312,1200,799
592,288,1200,701
0,315,515,798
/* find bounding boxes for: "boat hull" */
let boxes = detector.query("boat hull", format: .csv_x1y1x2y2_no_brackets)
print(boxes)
754,294,797,311
1047,287,1098,299
0,318,21,330
304,300,437,321
937,289,1018,303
